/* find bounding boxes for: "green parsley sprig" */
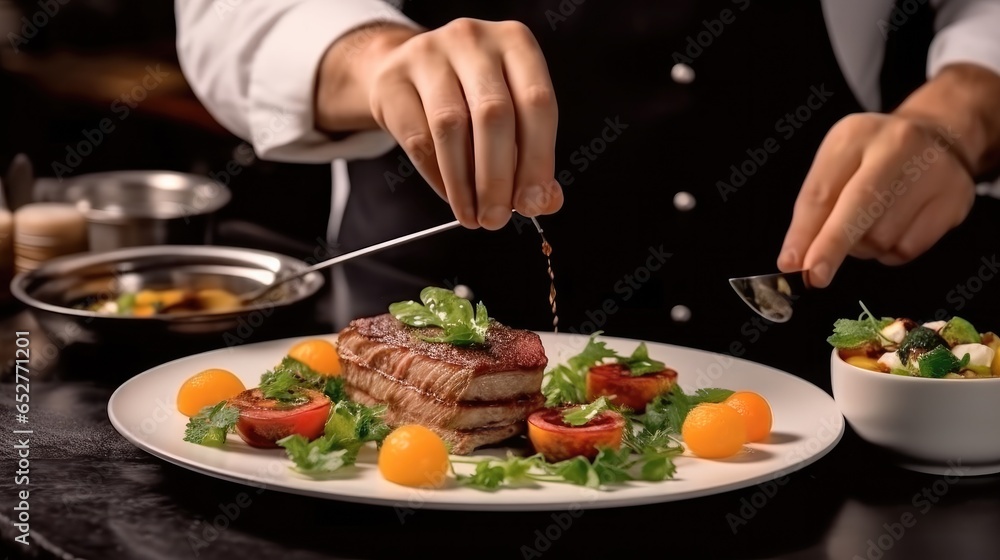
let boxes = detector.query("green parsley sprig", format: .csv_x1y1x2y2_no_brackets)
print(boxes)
542,334,619,406
618,342,667,376
259,356,343,403
542,334,671,406
277,400,391,474
183,402,240,446
389,287,490,346
642,385,734,434
561,396,613,426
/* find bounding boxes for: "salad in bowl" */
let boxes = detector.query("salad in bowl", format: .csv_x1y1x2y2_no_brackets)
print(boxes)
828,303,1000,379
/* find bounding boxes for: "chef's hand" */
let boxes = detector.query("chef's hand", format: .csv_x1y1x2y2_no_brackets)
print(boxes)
777,64,1000,288
316,19,562,230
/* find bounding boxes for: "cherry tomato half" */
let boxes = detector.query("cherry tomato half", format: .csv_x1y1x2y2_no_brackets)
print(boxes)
228,388,331,448
527,407,625,462
586,363,677,412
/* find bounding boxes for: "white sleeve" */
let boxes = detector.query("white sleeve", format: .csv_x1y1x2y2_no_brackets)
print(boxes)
175,0,418,163
928,0,1000,79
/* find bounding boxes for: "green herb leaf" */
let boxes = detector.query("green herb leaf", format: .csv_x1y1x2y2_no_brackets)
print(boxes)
389,287,490,346
561,396,613,427
183,402,240,447
456,453,545,490
258,357,326,402
827,301,893,349
619,342,667,376
642,386,734,434
276,434,352,473
277,399,390,475
116,292,136,315
917,346,968,378
542,333,619,406
323,376,348,403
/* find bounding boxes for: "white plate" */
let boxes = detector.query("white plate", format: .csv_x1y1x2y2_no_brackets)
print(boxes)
108,332,844,511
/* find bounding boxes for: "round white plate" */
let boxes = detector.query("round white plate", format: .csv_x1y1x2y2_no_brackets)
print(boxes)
108,332,844,511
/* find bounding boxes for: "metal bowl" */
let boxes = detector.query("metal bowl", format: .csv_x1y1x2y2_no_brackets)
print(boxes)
10,245,324,351
61,171,231,252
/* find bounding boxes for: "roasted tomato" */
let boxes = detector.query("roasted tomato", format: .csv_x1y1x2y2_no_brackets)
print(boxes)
228,388,331,448
527,407,625,462
586,363,677,412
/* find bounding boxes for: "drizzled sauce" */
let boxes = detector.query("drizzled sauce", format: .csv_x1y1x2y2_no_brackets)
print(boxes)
540,236,558,332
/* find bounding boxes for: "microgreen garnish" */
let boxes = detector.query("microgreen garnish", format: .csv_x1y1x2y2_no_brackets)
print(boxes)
561,396,613,426
541,333,618,406
389,287,490,346
258,356,330,402
827,301,894,349
183,402,239,447
618,342,667,376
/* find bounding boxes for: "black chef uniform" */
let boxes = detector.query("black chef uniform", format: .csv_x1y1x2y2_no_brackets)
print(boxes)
336,0,1000,389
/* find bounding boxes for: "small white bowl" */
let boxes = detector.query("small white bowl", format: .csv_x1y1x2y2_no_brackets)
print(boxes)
831,349,1000,476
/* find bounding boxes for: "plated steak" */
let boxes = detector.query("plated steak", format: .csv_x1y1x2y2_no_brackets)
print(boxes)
336,313,547,454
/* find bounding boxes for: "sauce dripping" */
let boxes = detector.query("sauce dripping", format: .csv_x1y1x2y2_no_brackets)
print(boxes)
537,231,558,333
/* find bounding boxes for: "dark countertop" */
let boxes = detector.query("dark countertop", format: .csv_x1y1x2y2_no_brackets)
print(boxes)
2,307,1000,560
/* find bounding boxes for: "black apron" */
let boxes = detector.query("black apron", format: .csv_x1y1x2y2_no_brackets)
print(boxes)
337,0,1000,383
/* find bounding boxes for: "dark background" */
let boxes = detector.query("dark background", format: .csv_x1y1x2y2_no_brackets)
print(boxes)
1,1,1000,559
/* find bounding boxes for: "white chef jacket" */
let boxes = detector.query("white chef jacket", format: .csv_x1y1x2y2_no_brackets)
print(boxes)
176,0,1000,163
175,0,1000,323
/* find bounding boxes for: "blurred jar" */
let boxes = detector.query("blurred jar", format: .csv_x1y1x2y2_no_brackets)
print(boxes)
13,202,87,274
0,209,12,303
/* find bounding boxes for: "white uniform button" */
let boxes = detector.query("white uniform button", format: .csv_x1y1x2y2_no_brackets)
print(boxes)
673,191,696,211
670,63,695,84
671,305,691,323
453,284,474,300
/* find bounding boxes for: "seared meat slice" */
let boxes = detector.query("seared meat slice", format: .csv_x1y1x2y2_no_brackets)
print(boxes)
337,313,547,401
336,313,548,454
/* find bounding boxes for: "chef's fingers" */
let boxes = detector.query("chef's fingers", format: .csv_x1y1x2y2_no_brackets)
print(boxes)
409,59,478,228
448,43,517,231
847,175,933,262
500,22,562,217
374,80,450,205
779,123,864,273
801,147,912,288
877,194,967,266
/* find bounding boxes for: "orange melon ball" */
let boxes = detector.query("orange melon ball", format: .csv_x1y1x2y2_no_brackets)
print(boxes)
378,425,450,488
177,369,246,417
724,391,773,442
681,403,746,459
288,339,341,376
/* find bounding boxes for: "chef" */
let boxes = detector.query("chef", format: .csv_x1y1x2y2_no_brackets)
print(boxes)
175,0,1000,375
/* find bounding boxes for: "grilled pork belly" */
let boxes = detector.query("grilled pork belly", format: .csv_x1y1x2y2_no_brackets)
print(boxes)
336,313,547,454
